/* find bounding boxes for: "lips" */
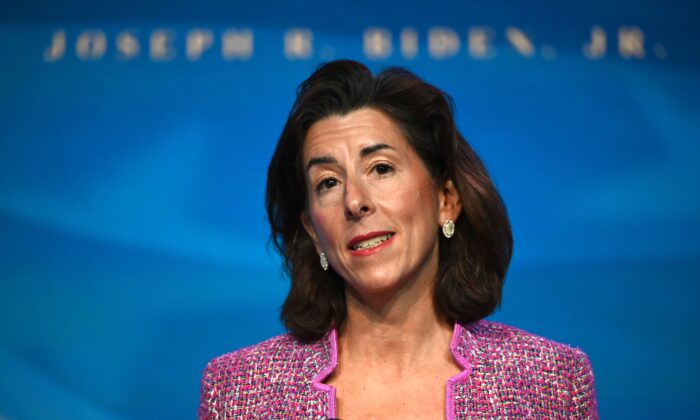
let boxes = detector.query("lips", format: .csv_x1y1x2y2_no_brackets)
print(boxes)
347,231,395,256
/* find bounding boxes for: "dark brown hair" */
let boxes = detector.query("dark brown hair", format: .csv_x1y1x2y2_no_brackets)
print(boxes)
266,60,512,341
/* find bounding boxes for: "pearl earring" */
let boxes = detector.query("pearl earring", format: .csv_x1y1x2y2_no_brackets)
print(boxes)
442,220,455,238
319,252,329,271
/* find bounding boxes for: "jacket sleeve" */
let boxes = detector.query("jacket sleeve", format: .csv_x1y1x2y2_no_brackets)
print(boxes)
198,360,219,420
568,348,599,419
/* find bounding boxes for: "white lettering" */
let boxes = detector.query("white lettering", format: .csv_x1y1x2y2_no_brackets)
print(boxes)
364,28,392,59
400,28,418,59
44,29,66,62
116,31,139,60
285,28,313,60
583,26,606,59
505,26,534,57
187,29,214,61
150,29,176,61
38,24,659,64
428,27,460,59
618,26,645,58
468,27,495,59
222,28,253,60
76,29,107,60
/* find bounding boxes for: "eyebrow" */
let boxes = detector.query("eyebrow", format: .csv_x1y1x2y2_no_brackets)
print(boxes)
360,143,394,158
306,156,337,172
305,143,395,172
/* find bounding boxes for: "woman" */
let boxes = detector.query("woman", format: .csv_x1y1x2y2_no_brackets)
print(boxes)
199,60,598,419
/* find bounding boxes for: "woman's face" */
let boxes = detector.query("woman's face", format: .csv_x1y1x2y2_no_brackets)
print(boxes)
301,108,461,297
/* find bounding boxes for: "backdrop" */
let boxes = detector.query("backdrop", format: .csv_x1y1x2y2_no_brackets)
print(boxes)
1,1,699,418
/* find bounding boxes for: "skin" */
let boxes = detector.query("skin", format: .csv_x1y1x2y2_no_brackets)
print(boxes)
301,108,463,419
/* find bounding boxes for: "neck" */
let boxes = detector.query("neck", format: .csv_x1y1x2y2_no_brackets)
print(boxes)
338,259,454,370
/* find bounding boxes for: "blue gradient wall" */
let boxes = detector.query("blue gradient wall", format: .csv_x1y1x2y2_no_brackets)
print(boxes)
1,1,699,418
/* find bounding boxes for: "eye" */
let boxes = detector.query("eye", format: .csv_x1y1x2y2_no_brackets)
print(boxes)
373,163,393,176
316,177,339,192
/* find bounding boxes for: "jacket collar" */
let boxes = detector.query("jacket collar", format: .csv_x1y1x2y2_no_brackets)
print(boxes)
309,329,339,417
305,323,474,419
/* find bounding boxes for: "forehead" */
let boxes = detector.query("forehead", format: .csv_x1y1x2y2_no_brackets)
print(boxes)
303,108,409,159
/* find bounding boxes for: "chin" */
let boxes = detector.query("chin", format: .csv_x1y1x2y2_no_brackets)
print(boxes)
344,271,409,296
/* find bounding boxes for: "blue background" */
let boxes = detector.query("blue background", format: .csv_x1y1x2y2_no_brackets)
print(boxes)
1,1,699,418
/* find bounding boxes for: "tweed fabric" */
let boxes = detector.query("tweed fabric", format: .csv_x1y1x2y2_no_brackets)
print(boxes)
199,332,334,418
451,322,597,418
199,320,597,419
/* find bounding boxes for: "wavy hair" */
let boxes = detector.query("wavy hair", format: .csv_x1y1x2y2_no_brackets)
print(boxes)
266,60,512,341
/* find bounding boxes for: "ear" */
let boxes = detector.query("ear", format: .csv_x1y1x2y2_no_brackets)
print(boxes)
301,210,322,254
438,179,462,225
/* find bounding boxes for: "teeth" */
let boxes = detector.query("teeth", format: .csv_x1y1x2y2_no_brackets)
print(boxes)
351,234,393,250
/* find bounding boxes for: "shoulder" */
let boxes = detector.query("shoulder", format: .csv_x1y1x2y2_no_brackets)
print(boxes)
463,319,590,363
203,333,304,378
458,320,598,417
200,332,317,396
198,332,333,418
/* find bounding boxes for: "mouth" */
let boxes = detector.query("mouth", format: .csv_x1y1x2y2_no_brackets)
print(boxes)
348,231,395,252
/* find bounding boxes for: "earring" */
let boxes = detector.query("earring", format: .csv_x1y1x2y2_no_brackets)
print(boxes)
442,219,455,238
319,252,329,271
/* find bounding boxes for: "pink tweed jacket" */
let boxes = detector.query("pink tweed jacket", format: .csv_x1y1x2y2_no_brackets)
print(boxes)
199,320,598,419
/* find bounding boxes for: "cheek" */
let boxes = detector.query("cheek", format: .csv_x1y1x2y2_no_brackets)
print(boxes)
392,178,440,222
309,207,336,246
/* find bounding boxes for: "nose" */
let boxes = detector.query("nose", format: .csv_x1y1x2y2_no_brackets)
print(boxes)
344,177,374,220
